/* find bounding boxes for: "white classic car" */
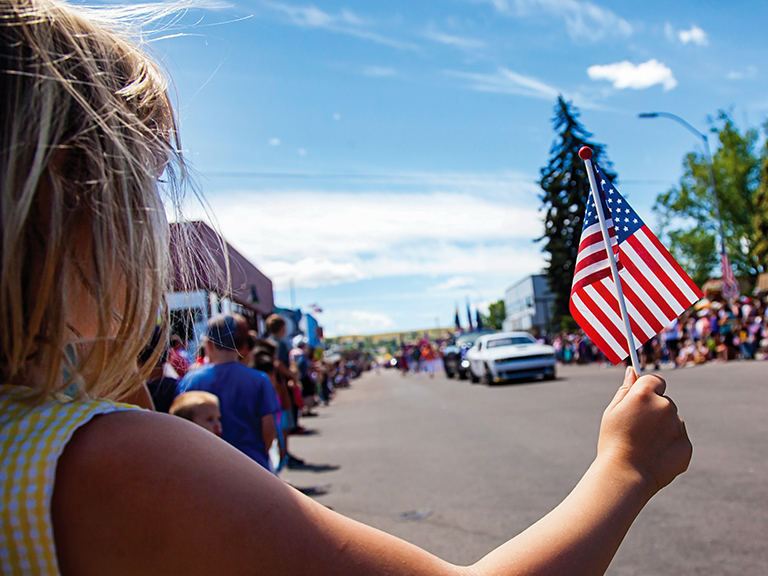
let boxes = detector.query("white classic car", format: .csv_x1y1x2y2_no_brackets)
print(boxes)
466,331,556,384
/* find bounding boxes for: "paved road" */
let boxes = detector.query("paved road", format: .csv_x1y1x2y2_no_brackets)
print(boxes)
282,362,768,575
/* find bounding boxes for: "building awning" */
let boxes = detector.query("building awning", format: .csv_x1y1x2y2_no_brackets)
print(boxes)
168,221,274,315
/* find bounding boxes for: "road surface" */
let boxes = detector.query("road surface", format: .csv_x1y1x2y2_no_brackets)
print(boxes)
282,361,768,575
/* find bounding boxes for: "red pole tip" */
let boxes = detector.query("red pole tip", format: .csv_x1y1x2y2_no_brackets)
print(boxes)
578,146,593,160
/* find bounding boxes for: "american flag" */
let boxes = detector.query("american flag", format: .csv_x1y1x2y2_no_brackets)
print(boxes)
569,164,703,364
720,251,740,300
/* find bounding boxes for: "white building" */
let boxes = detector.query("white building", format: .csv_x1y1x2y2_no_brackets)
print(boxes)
503,274,556,334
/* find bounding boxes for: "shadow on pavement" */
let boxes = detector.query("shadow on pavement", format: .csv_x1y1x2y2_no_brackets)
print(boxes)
287,462,341,473
289,484,332,497
488,375,562,387
290,428,320,436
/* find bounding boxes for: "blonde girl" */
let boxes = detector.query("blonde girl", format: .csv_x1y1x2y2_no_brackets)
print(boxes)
0,2,692,575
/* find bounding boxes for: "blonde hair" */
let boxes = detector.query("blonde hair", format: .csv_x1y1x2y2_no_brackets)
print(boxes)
0,0,183,400
169,391,219,422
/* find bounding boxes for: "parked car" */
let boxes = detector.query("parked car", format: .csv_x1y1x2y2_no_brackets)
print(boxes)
466,332,556,384
442,329,496,379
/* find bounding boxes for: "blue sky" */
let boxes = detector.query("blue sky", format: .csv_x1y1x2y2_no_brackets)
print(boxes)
111,0,768,336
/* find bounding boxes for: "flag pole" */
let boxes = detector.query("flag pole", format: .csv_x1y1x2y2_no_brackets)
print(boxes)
579,147,641,376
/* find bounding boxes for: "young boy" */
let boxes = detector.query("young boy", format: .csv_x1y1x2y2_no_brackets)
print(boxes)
169,391,223,437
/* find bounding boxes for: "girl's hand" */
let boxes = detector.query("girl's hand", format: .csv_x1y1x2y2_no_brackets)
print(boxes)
597,368,692,496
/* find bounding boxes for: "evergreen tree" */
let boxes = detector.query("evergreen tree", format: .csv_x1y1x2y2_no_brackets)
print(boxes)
538,96,616,326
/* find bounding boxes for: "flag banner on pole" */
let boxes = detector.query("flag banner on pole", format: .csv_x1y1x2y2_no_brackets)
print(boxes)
569,164,703,365
720,252,740,300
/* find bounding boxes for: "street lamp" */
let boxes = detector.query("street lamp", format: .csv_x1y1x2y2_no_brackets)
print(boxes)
638,111,738,298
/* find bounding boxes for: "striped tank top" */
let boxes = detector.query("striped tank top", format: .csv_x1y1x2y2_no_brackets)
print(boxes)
0,385,136,575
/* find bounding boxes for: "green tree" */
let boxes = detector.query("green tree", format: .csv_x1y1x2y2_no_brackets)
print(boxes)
539,96,616,325
752,121,768,272
481,299,506,330
653,113,762,284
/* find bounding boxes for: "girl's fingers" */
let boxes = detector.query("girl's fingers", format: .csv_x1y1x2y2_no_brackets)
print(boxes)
608,366,638,409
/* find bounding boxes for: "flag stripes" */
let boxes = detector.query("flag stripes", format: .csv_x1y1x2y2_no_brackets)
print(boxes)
622,236,687,314
571,225,703,363
571,291,625,362
619,275,666,335
572,221,619,293
644,230,702,297
618,250,678,321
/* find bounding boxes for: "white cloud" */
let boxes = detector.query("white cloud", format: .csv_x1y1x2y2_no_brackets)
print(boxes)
587,59,677,91
261,1,418,50
727,65,758,80
664,22,676,43
476,0,632,41
678,25,708,46
665,23,708,47
262,258,365,288
447,67,560,100
424,25,486,51
363,65,398,78
205,190,541,260
269,137,281,146
181,175,545,290
446,67,606,110
434,276,475,291
329,310,395,335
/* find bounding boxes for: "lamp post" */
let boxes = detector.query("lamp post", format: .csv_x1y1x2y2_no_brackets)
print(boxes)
638,112,738,298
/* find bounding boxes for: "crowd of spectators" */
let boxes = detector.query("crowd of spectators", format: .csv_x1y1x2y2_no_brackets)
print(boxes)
550,294,768,369
142,312,359,475
395,341,442,378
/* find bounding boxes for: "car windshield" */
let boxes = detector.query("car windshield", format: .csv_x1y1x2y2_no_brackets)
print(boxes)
456,330,493,347
486,336,536,348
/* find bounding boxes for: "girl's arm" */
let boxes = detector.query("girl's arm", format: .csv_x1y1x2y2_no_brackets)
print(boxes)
52,369,690,576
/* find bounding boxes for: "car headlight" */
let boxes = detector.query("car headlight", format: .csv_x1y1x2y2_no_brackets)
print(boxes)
461,360,470,368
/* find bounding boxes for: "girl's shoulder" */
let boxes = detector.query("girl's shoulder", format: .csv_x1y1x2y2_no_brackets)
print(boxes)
0,384,137,440
49,409,313,575
0,386,140,576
